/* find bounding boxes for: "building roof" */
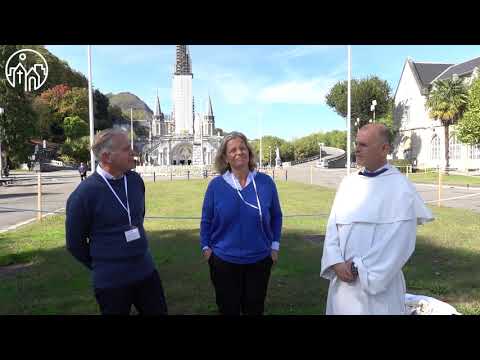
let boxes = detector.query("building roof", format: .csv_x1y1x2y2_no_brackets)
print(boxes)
433,56,480,82
411,62,453,87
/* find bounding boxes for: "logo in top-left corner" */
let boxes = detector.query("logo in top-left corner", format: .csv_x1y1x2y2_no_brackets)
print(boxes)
5,49,49,92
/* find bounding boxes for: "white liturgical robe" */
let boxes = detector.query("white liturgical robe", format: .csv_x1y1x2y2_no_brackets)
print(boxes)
320,164,434,315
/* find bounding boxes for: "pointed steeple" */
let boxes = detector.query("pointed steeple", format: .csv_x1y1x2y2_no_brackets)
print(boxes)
207,96,214,117
154,89,162,117
175,45,192,75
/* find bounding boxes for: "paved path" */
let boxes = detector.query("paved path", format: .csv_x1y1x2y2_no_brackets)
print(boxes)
0,170,80,232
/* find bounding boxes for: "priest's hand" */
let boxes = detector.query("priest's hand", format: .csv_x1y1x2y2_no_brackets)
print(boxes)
333,262,355,282
203,248,212,261
271,250,278,265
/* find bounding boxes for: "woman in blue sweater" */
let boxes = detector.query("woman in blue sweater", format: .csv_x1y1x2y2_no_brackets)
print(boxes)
200,132,283,315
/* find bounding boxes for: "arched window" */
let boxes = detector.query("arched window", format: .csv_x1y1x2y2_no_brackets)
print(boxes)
449,134,461,160
431,135,441,160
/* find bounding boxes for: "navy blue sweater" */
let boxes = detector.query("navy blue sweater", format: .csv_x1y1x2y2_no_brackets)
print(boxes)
200,172,283,264
65,171,155,289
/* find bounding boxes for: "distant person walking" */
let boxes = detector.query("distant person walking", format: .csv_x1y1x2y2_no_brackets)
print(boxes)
78,162,87,181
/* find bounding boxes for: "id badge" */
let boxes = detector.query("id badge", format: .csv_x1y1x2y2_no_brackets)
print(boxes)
125,227,141,242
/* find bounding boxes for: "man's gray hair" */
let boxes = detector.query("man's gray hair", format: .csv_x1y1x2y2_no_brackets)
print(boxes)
91,128,128,161
214,131,257,174
360,123,391,146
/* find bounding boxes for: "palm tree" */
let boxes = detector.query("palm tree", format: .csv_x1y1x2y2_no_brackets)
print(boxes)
426,78,468,174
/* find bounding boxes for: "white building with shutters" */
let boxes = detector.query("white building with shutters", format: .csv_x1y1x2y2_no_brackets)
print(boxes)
392,56,480,171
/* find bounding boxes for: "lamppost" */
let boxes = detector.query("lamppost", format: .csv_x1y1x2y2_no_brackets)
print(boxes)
268,145,271,168
0,107,3,179
318,142,324,161
371,99,377,123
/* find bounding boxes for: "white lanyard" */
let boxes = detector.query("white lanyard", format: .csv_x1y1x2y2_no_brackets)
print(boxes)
230,172,262,219
98,173,132,227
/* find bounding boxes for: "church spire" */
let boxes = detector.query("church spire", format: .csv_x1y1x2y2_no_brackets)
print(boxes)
154,89,162,117
175,45,192,75
207,96,214,117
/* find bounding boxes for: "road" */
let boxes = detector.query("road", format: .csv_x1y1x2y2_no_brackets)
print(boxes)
0,170,81,232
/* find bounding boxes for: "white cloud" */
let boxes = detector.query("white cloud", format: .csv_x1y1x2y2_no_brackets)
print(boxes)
257,77,338,105
273,45,341,59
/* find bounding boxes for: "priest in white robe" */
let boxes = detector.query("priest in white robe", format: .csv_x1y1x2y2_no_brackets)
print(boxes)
320,124,434,315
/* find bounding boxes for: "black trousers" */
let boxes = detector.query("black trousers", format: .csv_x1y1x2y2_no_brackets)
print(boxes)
94,270,168,315
208,253,273,315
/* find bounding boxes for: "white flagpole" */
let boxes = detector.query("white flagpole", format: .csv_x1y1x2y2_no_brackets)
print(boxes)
130,108,134,150
87,45,95,174
347,45,351,176
259,112,263,169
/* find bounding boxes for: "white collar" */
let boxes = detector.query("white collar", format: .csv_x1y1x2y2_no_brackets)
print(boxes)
223,170,257,190
97,164,124,180
362,162,390,174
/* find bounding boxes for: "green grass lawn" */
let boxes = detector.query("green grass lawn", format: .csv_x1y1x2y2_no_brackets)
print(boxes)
1,179,479,314
409,172,480,187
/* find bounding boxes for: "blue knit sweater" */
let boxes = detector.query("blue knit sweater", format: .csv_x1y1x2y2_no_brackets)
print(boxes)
200,172,283,264
65,171,155,289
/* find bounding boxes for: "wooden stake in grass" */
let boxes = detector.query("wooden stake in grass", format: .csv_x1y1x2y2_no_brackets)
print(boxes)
438,167,442,207
37,172,42,222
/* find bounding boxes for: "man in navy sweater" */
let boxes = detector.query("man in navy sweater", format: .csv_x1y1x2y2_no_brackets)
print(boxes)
66,129,167,315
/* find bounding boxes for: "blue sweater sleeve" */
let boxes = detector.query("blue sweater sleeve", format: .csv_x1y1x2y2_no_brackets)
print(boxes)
200,180,215,250
65,192,93,270
269,179,283,244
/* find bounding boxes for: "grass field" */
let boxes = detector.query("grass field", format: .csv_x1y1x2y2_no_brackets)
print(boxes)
1,179,479,315
409,172,480,187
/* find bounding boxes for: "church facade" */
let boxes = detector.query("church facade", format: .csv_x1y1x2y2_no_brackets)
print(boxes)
392,56,480,171
145,45,221,166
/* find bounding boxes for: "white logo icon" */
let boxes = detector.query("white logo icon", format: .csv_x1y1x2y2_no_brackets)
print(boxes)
5,49,49,92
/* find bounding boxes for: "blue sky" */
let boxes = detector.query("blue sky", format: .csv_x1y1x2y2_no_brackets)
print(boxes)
45,45,480,141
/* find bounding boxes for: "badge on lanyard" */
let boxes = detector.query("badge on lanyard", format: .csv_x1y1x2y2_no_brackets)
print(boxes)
125,227,141,242
98,172,141,243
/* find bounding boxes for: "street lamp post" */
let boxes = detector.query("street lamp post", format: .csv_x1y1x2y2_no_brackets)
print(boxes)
130,108,134,150
318,142,324,161
268,146,271,168
0,107,3,179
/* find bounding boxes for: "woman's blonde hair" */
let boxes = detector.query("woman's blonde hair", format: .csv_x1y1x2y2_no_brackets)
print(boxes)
214,131,257,174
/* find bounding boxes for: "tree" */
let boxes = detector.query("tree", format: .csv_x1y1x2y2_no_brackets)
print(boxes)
94,89,112,130
60,136,90,164
61,87,89,120
63,116,89,139
326,76,392,128
0,45,39,167
426,78,468,173
457,77,480,145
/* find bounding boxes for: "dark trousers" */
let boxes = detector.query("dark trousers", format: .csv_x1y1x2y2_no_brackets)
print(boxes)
80,173,87,181
208,253,273,315
94,270,168,315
